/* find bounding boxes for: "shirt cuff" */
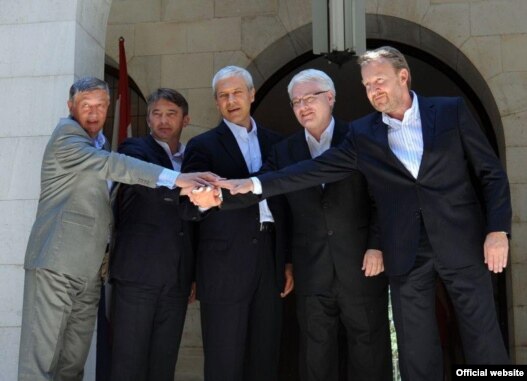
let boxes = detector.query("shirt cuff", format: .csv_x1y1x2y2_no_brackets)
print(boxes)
157,169,180,189
251,177,262,195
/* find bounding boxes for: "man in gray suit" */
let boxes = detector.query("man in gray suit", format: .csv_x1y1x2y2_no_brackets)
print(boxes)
17,77,216,381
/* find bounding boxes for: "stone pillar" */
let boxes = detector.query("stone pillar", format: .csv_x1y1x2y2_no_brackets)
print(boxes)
0,1,111,379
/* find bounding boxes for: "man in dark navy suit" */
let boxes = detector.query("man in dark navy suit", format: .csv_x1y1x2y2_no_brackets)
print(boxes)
110,88,196,381
216,47,512,381
181,66,294,381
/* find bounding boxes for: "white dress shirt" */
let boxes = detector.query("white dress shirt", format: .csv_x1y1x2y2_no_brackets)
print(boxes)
305,117,335,159
224,118,274,223
382,91,423,179
153,137,185,171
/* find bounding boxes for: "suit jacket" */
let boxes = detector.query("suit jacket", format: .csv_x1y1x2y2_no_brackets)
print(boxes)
258,96,512,276
24,118,164,279
109,135,195,291
260,119,385,295
181,121,290,303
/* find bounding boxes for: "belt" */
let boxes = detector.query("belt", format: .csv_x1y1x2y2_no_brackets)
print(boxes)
259,222,275,232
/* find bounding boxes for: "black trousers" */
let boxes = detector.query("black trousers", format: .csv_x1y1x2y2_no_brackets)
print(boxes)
200,230,283,381
110,280,189,381
296,278,392,381
389,225,509,381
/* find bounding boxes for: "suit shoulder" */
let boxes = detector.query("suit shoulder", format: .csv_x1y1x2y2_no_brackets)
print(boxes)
420,95,462,108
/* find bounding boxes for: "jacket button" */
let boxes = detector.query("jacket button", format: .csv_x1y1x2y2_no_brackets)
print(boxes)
327,230,334,236
179,231,184,236
252,238,258,244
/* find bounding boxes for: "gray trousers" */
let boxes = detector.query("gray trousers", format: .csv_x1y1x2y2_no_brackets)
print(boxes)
18,268,101,381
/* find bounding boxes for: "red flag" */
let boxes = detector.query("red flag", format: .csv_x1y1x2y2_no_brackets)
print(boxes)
112,37,131,150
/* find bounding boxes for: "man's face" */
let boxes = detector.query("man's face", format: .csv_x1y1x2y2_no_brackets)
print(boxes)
290,82,334,133
67,89,110,138
147,98,189,144
215,76,255,128
361,59,409,116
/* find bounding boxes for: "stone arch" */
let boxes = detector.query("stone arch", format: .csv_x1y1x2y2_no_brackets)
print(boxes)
247,14,506,162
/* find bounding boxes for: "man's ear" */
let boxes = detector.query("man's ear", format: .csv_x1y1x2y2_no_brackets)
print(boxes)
183,115,191,128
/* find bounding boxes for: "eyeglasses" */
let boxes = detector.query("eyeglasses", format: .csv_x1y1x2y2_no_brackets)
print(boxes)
290,90,329,109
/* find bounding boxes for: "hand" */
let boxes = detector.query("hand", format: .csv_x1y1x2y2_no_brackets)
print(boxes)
484,231,508,273
188,186,222,208
362,249,384,276
280,264,294,298
188,282,196,304
214,179,254,195
175,172,222,188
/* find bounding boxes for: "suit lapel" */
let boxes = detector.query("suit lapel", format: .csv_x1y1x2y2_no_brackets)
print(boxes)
145,135,174,169
216,121,250,176
416,96,436,179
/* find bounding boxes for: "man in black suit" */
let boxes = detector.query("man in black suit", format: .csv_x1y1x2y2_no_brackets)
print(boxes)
181,66,293,381
216,47,511,380
109,88,196,381
195,69,392,380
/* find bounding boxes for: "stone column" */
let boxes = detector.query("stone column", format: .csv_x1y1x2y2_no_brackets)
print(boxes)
0,1,111,379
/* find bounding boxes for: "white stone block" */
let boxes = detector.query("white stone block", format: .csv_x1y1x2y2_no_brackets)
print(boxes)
215,0,277,18
0,0,74,24
187,18,241,53
128,55,162,98
503,111,527,148
241,16,287,59
0,76,70,138
511,184,527,224
0,327,20,381
422,3,470,47
161,53,213,89
186,88,220,130
501,34,527,72
378,0,430,24
162,0,214,22
76,0,111,48
105,24,136,64
213,51,251,74
460,36,502,80
0,200,38,265
506,147,527,184
489,72,527,117
135,22,187,56
0,136,48,201
74,24,106,79
0,22,76,78
108,0,162,24
0,265,24,327
471,0,527,36
278,0,311,33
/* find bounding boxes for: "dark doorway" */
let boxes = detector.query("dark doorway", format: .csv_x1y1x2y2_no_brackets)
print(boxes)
253,41,508,381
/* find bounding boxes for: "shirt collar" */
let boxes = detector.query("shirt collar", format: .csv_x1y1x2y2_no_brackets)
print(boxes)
92,131,106,150
224,117,257,140
152,136,185,158
304,116,335,144
382,91,420,129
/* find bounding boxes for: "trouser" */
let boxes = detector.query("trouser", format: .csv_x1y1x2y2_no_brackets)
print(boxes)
200,229,283,381
389,226,509,381
18,268,101,381
110,280,189,381
296,278,392,381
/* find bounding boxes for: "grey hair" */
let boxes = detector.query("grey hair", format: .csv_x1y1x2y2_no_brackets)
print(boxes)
357,46,412,90
287,69,336,99
69,77,110,101
212,66,254,97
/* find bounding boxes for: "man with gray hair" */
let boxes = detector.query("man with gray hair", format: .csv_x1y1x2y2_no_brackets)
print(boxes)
18,77,217,381
181,66,293,381
217,46,511,380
